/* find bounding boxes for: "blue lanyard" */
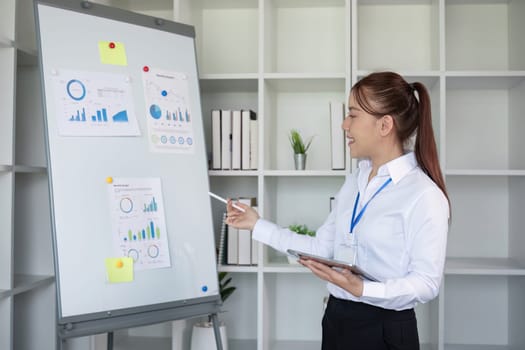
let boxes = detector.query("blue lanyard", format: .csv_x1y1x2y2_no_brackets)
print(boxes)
350,177,392,234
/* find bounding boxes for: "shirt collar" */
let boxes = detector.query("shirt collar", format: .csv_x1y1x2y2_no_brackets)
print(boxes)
358,152,418,184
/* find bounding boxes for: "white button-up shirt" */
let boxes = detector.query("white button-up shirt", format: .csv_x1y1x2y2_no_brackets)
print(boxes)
253,152,449,311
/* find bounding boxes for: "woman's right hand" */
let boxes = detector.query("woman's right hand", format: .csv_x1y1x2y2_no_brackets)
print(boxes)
225,199,259,230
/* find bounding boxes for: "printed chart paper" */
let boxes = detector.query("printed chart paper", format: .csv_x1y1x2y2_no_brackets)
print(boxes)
52,69,140,136
108,178,171,271
142,67,195,153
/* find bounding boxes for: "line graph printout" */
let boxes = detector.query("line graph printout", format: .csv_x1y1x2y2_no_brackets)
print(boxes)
52,69,140,136
142,68,195,153
108,177,171,271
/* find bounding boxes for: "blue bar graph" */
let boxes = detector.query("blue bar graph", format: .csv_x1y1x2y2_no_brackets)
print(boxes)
85,108,111,123
69,108,87,122
69,107,119,123
143,197,158,212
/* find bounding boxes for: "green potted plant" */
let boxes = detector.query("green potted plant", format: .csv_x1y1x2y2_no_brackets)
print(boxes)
218,271,236,304
288,224,316,237
287,224,316,264
190,272,236,350
288,129,314,170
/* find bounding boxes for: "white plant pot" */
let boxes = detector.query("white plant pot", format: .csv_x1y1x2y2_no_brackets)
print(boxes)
190,321,228,350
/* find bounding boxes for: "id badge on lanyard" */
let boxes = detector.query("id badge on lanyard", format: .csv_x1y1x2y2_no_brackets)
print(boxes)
335,234,358,265
335,177,392,265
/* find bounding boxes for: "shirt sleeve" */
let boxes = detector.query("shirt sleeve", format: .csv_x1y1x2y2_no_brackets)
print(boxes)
360,187,449,310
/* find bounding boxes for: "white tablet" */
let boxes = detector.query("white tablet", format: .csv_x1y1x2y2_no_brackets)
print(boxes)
287,249,379,282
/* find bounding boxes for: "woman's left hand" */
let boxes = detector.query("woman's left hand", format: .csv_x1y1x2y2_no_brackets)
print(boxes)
299,258,364,297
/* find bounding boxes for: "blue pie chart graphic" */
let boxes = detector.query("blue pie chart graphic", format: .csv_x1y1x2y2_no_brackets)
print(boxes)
66,79,86,101
149,104,162,119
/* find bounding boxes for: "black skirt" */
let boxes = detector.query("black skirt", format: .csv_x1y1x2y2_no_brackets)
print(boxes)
322,295,420,350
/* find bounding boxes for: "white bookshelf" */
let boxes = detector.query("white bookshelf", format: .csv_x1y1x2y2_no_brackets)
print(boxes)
0,0,56,349
78,0,525,349
3,0,525,349
0,1,17,349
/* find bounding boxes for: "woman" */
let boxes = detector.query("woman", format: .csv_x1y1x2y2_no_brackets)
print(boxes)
226,71,450,350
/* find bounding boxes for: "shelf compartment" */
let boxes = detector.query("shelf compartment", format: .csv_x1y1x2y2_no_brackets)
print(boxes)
444,275,525,349
446,76,525,171
15,66,46,167
0,173,13,290
445,0,525,71
200,81,258,171
13,173,53,277
264,76,346,92
263,0,347,74
0,0,15,41
446,177,510,258
13,282,56,350
261,176,343,266
263,273,326,344
182,0,258,75
199,76,258,93
0,298,12,349
263,78,346,171
0,47,15,165
218,272,258,343
445,258,525,276
262,176,342,244
15,0,37,53
356,0,440,71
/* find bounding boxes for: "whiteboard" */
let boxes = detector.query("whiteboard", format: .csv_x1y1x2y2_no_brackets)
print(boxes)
35,0,219,324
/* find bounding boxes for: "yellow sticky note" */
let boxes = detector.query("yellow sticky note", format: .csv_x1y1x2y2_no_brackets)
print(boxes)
105,257,133,283
98,41,128,66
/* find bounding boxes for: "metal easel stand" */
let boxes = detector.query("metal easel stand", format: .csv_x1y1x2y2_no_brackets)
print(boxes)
210,313,224,350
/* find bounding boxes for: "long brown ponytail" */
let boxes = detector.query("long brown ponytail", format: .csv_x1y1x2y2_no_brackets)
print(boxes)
412,82,448,203
352,72,449,204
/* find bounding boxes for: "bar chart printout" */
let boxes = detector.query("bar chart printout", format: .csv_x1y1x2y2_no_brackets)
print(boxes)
52,69,140,136
142,67,195,154
108,178,170,271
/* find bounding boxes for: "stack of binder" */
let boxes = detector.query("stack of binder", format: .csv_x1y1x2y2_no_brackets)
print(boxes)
211,109,258,171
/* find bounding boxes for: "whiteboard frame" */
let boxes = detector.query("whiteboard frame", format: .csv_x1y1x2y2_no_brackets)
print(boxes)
34,0,222,338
